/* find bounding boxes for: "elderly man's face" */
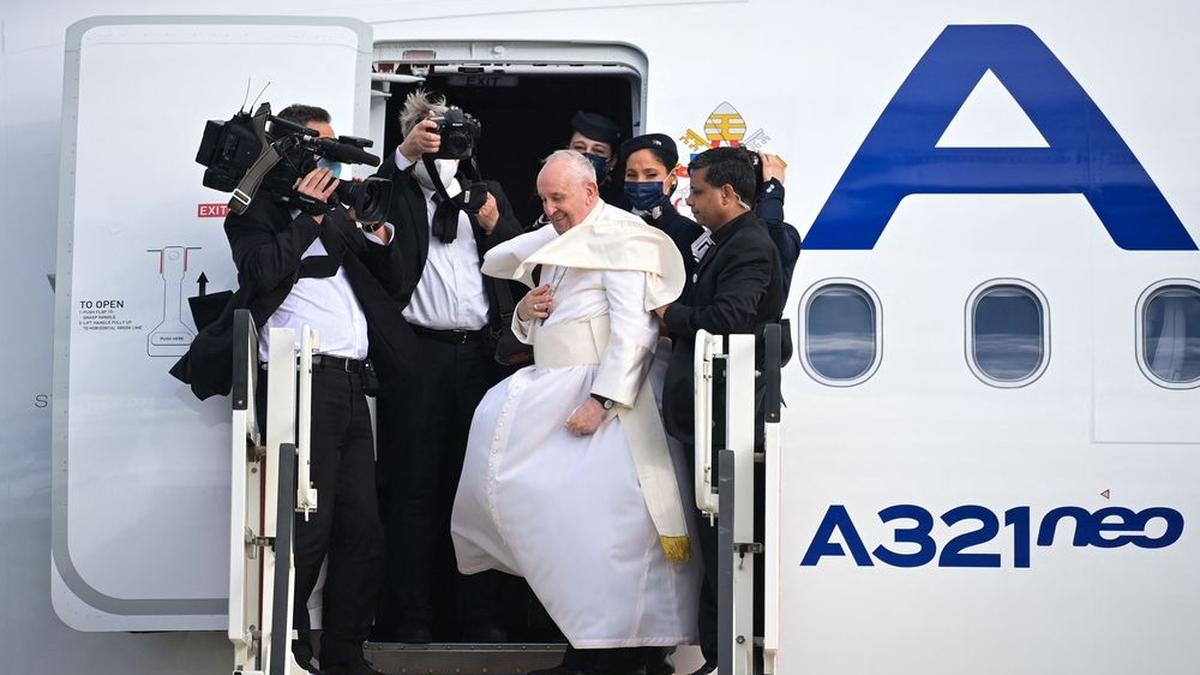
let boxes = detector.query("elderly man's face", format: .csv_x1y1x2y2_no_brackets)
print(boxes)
538,160,599,234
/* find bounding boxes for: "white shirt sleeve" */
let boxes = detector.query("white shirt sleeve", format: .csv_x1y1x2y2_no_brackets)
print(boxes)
361,222,395,246
394,148,416,171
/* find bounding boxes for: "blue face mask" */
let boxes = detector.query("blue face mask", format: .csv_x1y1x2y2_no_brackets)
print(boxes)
316,157,348,180
583,153,610,182
624,180,668,211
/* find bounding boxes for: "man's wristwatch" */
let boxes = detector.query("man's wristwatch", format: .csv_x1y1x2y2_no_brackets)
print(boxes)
590,393,616,411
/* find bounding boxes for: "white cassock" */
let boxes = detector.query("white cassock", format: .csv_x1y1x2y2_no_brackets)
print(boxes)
451,201,701,648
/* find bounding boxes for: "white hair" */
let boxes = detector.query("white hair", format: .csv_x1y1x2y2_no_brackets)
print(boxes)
399,89,447,136
541,149,596,187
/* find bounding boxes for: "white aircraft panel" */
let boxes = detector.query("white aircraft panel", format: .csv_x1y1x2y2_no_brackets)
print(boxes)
778,2,1200,673
51,15,373,631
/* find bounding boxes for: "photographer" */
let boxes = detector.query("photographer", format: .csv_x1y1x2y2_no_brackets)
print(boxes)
173,104,407,675
372,90,521,643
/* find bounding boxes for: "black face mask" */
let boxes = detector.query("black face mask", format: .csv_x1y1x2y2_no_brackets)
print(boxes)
583,152,610,182
624,180,668,211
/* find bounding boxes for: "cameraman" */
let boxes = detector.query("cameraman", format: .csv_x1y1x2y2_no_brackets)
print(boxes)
372,90,521,643
174,104,406,675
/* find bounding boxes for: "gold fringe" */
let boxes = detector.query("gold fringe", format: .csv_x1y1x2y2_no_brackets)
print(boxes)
660,535,691,562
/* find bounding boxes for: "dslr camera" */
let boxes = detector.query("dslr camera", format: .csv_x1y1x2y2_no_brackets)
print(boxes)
195,102,392,222
417,105,490,215
430,106,482,160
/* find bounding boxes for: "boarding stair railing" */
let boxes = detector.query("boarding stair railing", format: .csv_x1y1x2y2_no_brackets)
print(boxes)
694,325,783,675
230,309,319,675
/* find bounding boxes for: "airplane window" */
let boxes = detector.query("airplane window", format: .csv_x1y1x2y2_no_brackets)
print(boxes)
1143,285,1200,385
805,284,877,382
971,285,1045,384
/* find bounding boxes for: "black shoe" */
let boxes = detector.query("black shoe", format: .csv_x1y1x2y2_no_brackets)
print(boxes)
527,665,583,675
462,622,509,643
583,664,645,675
640,647,674,675
392,622,432,644
688,662,717,675
321,656,385,675
582,649,646,675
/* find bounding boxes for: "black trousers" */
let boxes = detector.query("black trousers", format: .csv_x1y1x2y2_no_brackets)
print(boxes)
376,332,502,634
257,366,384,668
684,373,769,666
561,646,672,675
693,462,720,664
688,447,767,667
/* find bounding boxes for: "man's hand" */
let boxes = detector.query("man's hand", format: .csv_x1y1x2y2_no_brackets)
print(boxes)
477,192,500,233
294,167,339,223
517,284,554,322
759,151,786,184
398,118,441,163
565,397,607,436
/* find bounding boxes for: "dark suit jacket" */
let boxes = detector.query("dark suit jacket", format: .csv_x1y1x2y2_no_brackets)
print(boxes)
373,157,524,343
661,210,785,445
169,196,410,400
644,203,706,284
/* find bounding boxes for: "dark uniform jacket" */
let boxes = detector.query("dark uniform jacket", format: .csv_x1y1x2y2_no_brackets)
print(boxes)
169,196,410,400
661,210,786,445
755,177,802,292
643,202,706,283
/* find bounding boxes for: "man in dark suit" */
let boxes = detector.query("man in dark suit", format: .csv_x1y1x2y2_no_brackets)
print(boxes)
372,91,523,643
655,147,785,675
172,105,406,675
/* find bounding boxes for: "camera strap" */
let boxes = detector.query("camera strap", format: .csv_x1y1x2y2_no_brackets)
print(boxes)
423,154,487,210
228,107,280,215
228,144,283,215
424,155,466,243
423,155,458,204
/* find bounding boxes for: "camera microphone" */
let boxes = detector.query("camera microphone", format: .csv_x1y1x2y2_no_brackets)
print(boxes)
313,138,381,167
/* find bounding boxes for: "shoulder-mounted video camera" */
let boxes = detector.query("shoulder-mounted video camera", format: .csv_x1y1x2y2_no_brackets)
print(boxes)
195,102,391,222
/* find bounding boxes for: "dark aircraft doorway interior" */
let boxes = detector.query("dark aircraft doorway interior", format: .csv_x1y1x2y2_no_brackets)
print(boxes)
377,49,644,226
367,44,645,650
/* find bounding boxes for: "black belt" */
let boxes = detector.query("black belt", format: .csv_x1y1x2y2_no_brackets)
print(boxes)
261,354,371,373
412,325,486,345
312,354,371,373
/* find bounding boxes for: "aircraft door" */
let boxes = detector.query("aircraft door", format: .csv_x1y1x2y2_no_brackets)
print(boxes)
51,15,374,632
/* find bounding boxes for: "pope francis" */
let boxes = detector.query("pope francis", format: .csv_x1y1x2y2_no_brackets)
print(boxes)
451,150,701,674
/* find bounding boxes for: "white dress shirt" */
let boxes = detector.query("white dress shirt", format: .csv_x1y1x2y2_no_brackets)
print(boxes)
259,214,392,362
394,150,490,331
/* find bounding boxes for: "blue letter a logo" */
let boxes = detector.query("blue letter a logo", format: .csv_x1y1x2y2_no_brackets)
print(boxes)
805,25,1197,251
